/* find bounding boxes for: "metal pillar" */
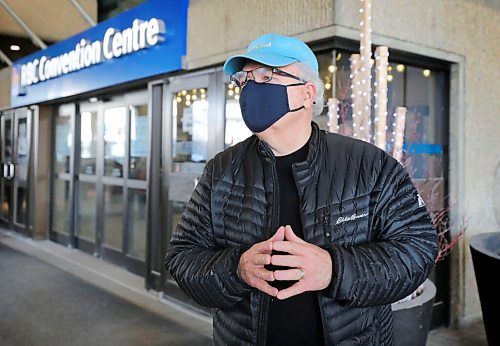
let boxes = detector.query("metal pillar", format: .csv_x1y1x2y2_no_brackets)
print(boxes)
69,0,96,27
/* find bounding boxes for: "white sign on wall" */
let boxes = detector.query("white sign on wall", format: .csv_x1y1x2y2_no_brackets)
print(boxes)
19,18,165,88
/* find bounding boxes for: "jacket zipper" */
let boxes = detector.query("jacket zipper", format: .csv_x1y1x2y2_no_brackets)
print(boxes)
256,159,280,346
292,164,328,345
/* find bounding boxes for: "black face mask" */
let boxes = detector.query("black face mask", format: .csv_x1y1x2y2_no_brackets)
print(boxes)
239,80,305,133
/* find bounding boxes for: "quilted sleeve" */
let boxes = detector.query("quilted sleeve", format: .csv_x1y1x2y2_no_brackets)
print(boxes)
165,159,252,309
327,159,438,307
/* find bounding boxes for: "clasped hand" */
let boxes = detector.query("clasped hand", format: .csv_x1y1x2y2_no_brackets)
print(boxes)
238,225,332,300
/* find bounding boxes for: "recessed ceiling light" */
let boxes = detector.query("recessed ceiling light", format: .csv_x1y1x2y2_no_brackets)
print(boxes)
10,45,20,51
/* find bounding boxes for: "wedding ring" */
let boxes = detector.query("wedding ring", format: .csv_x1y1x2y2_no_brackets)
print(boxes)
300,269,305,280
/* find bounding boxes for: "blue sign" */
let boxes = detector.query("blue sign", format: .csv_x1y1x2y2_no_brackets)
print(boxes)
11,0,188,107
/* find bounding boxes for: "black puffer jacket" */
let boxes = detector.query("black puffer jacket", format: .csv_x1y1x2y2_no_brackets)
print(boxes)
165,122,438,345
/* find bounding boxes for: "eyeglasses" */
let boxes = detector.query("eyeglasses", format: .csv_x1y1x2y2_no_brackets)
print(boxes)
230,66,306,87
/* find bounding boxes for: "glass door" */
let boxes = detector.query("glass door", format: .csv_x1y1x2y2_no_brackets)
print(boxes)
159,72,221,305
12,109,32,232
0,112,14,225
0,108,32,235
76,102,99,254
68,91,149,274
168,82,210,238
51,104,75,245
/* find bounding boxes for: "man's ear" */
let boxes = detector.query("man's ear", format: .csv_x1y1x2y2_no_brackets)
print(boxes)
304,82,317,109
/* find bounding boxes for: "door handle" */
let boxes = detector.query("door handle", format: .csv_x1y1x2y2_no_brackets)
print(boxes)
8,163,15,180
2,163,7,179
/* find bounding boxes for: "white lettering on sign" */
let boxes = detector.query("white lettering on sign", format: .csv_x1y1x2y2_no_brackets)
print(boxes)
19,18,165,88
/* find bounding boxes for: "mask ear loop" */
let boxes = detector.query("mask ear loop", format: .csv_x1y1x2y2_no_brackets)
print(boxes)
289,105,305,112
286,82,307,112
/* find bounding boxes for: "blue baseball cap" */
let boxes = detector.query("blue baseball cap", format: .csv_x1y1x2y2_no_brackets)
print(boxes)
223,33,319,76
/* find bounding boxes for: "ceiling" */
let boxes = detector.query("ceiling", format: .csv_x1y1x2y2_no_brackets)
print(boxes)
0,0,97,68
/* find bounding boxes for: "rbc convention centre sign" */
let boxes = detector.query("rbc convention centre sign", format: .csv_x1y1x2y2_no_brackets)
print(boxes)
11,0,188,107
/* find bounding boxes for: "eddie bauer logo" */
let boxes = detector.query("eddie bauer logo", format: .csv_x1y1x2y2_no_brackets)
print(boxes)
417,194,426,208
335,213,369,225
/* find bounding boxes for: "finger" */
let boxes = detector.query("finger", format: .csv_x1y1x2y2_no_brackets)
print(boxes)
284,225,307,244
269,226,285,241
272,240,307,255
254,268,275,282
253,279,279,297
276,281,306,300
252,240,274,254
252,253,272,266
273,268,303,281
270,254,301,268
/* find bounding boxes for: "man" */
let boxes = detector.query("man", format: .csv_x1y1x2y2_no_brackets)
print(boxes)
165,33,438,345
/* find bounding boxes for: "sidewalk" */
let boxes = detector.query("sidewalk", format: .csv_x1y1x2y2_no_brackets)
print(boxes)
0,228,488,346
427,319,488,346
0,241,212,346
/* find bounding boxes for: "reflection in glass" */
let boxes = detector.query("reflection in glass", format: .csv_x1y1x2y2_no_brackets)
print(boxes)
55,112,72,174
52,179,71,235
80,111,98,175
315,49,446,182
170,88,209,241
77,181,96,241
170,200,186,241
104,107,127,177
4,119,12,161
172,88,208,175
129,104,148,180
1,185,11,220
104,185,123,250
16,187,27,224
16,118,28,182
224,84,252,148
128,188,146,259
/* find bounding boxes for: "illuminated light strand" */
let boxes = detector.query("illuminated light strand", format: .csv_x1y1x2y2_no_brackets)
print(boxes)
358,0,372,143
374,46,389,151
350,53,362,138
327,97,340,133
392,107,407,162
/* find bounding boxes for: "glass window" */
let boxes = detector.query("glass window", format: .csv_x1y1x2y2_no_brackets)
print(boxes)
129,104,148,180
80,111,98,175
77,181,96,242
52,179,71,235
104,107,127,177
172,88,208,174
128,188,147,260
169,87,209,240
16,118,28,182
1,185,10,220
104,185,123,250
316,49,447,207
55,109,72,174
4,118,12,162
224,83,252,148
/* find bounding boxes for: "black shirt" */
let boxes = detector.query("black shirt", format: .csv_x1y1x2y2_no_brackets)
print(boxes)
265,139,324,346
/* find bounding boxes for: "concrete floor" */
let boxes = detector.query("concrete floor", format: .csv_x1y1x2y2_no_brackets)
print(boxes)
0,243,212,346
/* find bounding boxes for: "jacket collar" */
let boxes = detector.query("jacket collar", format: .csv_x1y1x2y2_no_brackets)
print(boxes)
255,121,324,172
